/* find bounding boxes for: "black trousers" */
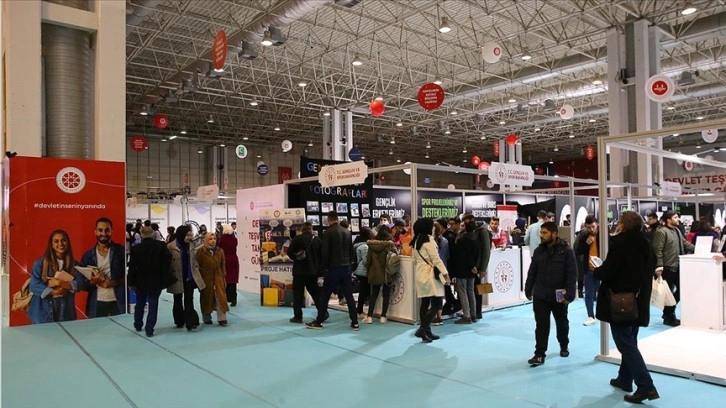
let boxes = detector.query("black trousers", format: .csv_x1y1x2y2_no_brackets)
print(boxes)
292,274,320,319
533,297,569,357
368,284,391,317
441,284,460,315
225,283,237,305
96,301,120,317
661,267,680,319
173,280,200,329
356,276,370,315
419,296,443,331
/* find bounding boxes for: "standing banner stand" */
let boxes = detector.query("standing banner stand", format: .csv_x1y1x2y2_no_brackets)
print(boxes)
483,248,527,310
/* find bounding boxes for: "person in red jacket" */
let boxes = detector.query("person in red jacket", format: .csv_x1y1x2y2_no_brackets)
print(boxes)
217,224,239,307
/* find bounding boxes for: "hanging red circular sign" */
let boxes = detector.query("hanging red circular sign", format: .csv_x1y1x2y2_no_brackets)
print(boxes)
154,114,169,129
417,83,445,111
506,133,518,146
651,80,668,96
130,135,148,152
212,30,228,71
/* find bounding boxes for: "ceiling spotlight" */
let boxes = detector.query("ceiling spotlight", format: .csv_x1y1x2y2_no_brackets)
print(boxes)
480,135,486,140
569,134,575,138
323,111,331,117
425,153,430,159
249,100,259,106
553,146,559,152
197,148,203,154
243,136,249,140
298,81,307,87
352,55,363,66
534,127,541,132
438,17,451,33
256,154,262,158
433,77,442,85
139,104,151,116
592,79,603,85
714,147,721,153
274,126,280,131
213,67,224,73
219,143,225,147
673,133,680,137
308,140,314,147
390,137,396,144
681,3,697,15
462,147,467,153
444,130,451,135
396,159,402,163
426,141,431,149
207,114,215,123
521,51,532,61
389,149,394,155
589,119,596,123
451,110,458,115
666,106,676,110
261,30,273,46
462,159,467,163
696,116,704,120
508,98,517,103
374,95,384,101
396,121,403,127
161,137,168,142
696,145,702,149
169,135,178,140
499,121,506,125
549,159,554,164
180,129,187,134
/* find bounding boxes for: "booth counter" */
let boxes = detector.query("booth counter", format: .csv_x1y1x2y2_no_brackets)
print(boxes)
679,254,726,331
368,257,418,324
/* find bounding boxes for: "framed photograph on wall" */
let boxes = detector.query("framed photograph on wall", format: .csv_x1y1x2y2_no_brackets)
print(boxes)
306,201,320,213
321,202,334,213
306,215,320,226
350,203,360,217
336,202,348,213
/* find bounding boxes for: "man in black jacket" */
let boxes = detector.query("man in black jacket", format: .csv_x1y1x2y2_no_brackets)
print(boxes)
306,211,359,331
128,226,173,337
462,214,491,320
288,222,322,323
524,222,578,366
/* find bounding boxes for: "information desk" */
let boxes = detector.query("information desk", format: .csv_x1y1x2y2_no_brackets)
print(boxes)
679,254,726,331
483,247,528,309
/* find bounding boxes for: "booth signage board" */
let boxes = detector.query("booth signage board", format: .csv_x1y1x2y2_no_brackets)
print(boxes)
278,167,293,184
318,161,368,188
196,184,219,203
660,181,682,196
417,191,462,219
489,162,534,186
496,204,518,231
300,157,373,236
130,135,148,152
463,194,501,219
371,187,411,221
417,83,445,111
212,30,227,71
258,208,305,307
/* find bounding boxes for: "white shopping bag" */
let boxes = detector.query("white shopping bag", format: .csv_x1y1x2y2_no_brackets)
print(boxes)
650,276,668,310
663,279,677,307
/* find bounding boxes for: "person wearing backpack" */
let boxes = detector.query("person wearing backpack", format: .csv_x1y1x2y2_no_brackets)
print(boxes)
288,222,322,324
353,227,373,319
364,225,396,324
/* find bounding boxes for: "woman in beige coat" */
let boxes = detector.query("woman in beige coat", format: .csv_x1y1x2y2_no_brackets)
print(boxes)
411,218,450,343
195,233,229,326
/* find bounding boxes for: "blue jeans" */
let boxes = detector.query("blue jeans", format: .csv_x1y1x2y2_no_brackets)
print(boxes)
610,323,656,392
134,291,159,336
584,271,600,318
316,266,357,324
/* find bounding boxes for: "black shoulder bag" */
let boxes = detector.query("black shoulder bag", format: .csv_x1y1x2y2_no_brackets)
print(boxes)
295,236,314,261
416,247,441,280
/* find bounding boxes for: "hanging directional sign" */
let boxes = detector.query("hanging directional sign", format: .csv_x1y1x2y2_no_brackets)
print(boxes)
488,162,535,187
318,161,368,188
702,129,718,143
212,30,228,71
130,135,148,152
417,83,445,111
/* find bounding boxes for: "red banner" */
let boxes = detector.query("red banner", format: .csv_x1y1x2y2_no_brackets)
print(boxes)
278,167,293,184
4,157,126,326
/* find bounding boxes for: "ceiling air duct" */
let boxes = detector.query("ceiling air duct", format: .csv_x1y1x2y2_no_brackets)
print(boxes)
239,41,259,60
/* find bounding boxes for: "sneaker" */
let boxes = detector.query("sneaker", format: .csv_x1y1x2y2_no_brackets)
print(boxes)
363,316,373,324
380,317,387,324
357,313,366,319
528,355,545,366
351,323,360,331
431,317,444,326
560,348,570,358
663,317,681,327
305,321,323,329
454,317,472,324
583,317,596,326
338,299,347,306
289,317,303,324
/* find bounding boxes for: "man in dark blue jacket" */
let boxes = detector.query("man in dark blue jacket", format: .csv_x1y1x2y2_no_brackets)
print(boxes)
524,222,578,366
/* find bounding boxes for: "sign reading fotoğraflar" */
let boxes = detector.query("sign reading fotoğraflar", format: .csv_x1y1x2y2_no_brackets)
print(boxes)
488,162,535,187
318,161,368,188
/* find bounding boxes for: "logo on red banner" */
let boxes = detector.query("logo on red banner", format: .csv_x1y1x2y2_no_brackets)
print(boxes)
645,74,675,102
212,30,227,71
651,80,668,96
130,135,148,152
417,83,445,111
493,140,500,157
278,167,293,184
586,144,595,161
56,167,86,194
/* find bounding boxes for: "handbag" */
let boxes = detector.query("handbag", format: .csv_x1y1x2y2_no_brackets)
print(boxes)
294,236,315,261
12,278,33,312
476,282,494,295
609,290,638,323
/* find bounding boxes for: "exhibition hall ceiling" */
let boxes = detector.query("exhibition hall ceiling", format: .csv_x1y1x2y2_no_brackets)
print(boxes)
125,0,726,165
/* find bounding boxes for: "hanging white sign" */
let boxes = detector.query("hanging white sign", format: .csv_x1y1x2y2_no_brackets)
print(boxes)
559,104,574,120
489,162,535,187
197,184,219,202
660,181,682,197
701,129,718,143
482,42,503,64
645,74,675,102
318,161,368,187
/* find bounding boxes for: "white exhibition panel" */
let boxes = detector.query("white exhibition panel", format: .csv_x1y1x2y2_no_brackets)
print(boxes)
149,204,169,228
168,204,184,228
484,247,526,309
369,256,418,324
679,254,726,331
211,203,230,225
126,204,148,224
228,205,237,223
188,204,212,228
521,246,531,296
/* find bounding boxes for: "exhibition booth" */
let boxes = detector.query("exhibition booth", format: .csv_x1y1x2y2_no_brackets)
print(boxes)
595,118,726,386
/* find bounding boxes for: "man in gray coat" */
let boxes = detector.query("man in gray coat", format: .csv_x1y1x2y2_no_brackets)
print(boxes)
652,210,694,326
462,214,491,320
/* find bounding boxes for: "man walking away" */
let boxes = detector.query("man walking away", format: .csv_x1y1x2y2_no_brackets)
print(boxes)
288,222,322,323
525,222,577,366
128,227,173,337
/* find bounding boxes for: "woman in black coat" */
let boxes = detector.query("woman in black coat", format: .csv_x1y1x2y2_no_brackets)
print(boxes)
594,211,659,404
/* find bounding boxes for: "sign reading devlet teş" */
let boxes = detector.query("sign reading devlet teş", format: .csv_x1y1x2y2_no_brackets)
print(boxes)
318,161,368,188
488,162,534,187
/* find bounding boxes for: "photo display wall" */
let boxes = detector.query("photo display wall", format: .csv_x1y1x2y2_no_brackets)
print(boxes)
299,157,373,234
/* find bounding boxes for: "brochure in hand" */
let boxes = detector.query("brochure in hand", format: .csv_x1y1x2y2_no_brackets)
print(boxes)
73,266,98,280
589,256,603,268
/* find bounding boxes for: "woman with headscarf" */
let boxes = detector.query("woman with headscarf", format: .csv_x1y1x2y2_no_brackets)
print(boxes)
411,218,451,342
28,230,78,324
167,225,205,330
196,232,230,326
218,224,240,307
594,211,659,404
